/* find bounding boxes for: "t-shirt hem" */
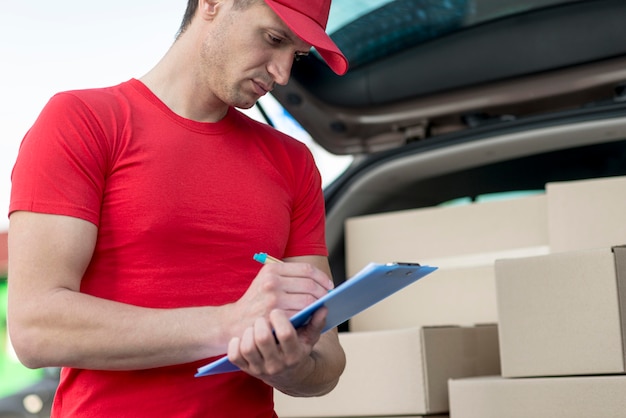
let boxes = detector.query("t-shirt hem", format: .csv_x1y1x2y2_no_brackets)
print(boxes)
283,245,329,258
9,201,100,227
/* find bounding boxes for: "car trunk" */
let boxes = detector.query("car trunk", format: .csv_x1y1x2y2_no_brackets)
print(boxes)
269,0,626,284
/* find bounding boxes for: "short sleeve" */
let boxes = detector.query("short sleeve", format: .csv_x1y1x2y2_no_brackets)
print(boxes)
9,92,109,226
283,146,328,258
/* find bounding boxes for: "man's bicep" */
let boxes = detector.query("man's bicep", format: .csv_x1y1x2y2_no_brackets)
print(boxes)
283,255,332,278
8,211,97,294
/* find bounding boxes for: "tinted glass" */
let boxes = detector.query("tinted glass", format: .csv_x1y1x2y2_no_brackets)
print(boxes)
327,0,584,68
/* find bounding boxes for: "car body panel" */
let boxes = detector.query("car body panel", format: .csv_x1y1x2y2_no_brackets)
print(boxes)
274,0,626,154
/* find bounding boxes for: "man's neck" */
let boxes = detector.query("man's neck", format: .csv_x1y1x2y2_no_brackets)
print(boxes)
140,34,229,123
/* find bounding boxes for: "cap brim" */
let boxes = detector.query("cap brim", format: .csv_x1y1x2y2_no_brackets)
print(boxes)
265,1,349,75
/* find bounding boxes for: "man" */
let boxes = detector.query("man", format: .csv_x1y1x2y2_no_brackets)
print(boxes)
7,0,348,416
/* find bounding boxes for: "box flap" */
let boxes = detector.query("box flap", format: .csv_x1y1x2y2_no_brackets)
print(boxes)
613,246,626,370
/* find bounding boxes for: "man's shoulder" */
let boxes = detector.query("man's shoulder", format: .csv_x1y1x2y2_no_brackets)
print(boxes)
54,80,133,106
42,80,141,126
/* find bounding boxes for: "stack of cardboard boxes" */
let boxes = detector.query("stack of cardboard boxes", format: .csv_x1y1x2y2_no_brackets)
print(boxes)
274,325,499,417
275,175,626,417
345,192,549,332
449,175,626,417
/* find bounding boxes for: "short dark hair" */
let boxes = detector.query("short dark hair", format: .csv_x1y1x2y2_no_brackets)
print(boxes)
177,0,258,39
176,1,198,38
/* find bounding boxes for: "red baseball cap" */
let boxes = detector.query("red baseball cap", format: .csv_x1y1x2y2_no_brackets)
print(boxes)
264,0,349,75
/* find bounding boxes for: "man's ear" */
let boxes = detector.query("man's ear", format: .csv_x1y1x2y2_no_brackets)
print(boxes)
197,0,222,21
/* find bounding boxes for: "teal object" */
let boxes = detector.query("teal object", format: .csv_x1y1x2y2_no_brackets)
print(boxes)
0,277,44,397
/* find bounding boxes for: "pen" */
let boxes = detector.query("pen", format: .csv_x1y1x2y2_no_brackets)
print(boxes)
253,252,283,264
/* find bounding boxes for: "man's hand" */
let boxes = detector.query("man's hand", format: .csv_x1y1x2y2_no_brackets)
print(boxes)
226,256,345,397
227,307,326,376
231,261,333,334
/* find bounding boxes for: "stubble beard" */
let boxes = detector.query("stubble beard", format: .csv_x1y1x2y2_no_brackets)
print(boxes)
199,44,259,110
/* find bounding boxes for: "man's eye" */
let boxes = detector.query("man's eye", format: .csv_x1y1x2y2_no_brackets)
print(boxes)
268,34,282,44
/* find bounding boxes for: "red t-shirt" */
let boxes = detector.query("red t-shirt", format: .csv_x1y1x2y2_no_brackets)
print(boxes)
10,79,328,417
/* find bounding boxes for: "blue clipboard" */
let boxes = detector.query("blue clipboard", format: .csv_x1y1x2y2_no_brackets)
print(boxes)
195,261,437,377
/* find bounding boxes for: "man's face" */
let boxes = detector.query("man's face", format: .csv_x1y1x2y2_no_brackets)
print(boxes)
199,1,311,109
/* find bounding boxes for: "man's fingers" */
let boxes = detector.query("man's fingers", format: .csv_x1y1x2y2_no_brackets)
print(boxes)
262,262,333,295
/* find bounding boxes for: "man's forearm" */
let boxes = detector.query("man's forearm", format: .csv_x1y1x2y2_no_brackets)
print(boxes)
9,288,237,371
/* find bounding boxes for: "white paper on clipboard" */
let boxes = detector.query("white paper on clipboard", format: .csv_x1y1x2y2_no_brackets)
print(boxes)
195,262,437,377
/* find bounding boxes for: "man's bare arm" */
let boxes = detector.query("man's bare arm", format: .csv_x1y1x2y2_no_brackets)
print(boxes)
8,211,242,370
8,212,334,371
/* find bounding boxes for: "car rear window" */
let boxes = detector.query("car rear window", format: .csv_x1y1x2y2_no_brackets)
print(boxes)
326,0,584,68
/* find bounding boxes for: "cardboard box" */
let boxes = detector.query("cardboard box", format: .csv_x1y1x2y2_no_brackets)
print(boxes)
274,325,500,417
345,194,549,333
448,375,626,418
495,246,626,378
345,194,548,277
547,176,626,253
350,265,498,332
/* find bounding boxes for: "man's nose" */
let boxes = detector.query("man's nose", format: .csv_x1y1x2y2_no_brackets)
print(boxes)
267,50,294,86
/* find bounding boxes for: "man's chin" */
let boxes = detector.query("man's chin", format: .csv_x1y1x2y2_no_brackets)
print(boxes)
234,100,259,110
